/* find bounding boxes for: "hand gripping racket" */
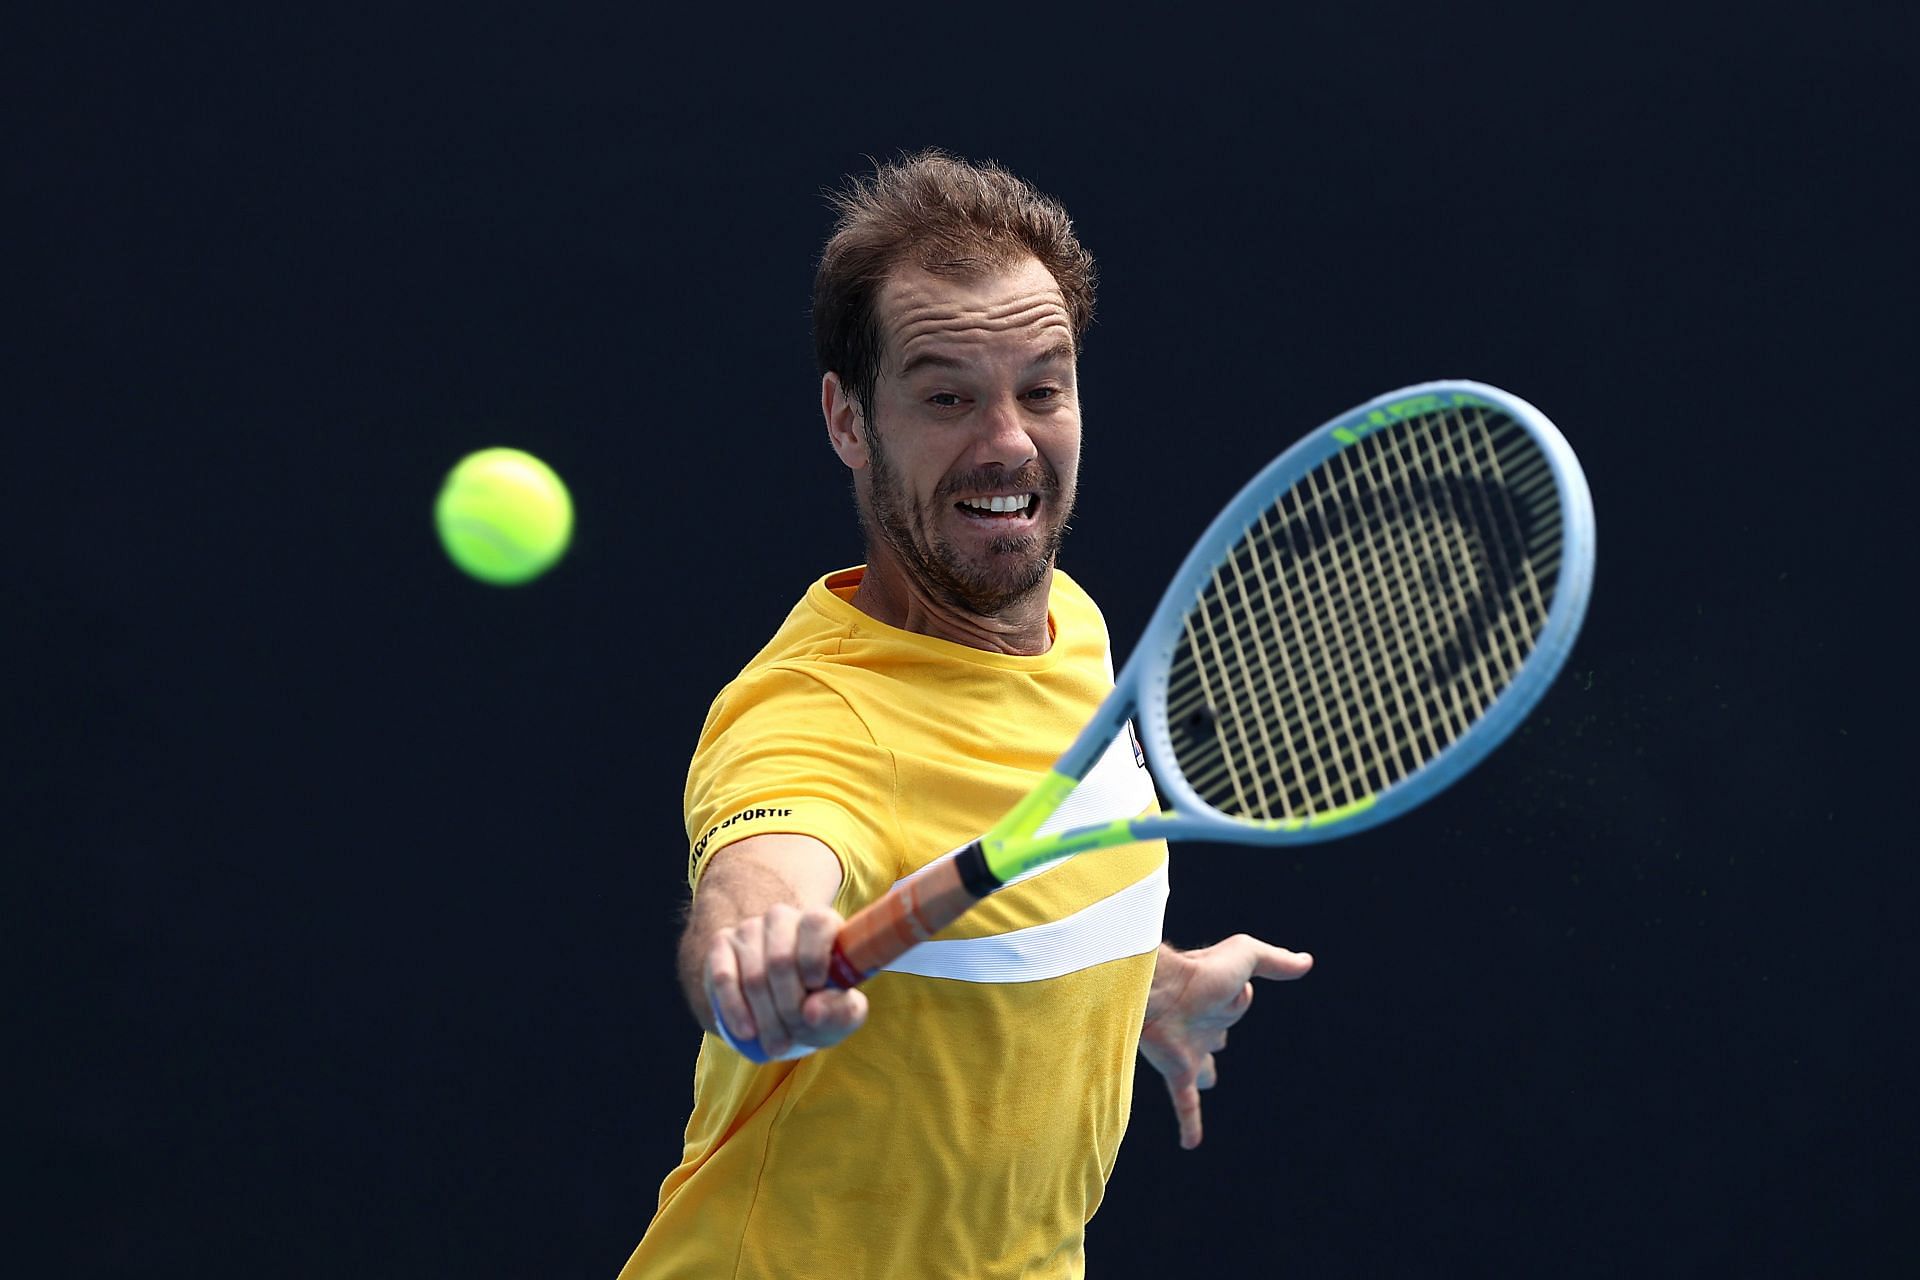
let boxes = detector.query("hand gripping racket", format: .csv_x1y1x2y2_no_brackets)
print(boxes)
731,379,1596,1062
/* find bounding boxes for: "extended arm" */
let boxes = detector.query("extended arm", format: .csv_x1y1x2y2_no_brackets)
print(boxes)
678,833,869,1059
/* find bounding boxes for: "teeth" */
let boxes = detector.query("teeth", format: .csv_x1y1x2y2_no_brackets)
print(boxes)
960,494,1033,513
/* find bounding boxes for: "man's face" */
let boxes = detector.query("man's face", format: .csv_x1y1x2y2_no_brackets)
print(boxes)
853,256,1082,617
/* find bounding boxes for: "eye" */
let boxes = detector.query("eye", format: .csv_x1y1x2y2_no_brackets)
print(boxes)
1024,385,1062,402
928,392,962,407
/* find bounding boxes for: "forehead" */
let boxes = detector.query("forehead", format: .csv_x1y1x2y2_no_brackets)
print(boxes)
876,257,1075,373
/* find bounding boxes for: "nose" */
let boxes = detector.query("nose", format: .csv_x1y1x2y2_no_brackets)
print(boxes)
971,395,1039,471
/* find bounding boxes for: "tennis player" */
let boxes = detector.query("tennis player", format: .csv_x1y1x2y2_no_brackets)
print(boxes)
620,149,1313,1279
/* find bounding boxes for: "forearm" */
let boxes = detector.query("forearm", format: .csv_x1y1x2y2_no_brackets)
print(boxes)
676,857,798,1030
675,832,847,1032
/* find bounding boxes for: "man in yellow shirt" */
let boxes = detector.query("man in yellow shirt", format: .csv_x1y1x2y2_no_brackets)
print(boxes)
622,149,1313,1278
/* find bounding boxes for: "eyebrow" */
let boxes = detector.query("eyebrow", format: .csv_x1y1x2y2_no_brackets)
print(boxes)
896,340,1077,380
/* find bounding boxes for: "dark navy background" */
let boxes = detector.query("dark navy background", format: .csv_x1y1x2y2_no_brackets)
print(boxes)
14,8,1912,1277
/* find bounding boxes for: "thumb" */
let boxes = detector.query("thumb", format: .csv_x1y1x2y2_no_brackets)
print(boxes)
1239,935,1313,981
801,987,870,1041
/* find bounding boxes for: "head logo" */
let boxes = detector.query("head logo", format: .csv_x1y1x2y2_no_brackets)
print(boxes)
1330,390,1493,446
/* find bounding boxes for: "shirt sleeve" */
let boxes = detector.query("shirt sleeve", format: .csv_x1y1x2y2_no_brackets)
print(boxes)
683,664,904,917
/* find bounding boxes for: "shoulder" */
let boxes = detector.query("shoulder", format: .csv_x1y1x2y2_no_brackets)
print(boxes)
696,571,873,733
700,662,871,747
1050,566,1108,631
1047,567,1119,677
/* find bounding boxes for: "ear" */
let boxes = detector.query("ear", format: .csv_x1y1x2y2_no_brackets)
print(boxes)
822,372,869,470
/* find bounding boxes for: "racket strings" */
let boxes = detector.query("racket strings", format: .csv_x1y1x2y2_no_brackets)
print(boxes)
1168,405,1563,822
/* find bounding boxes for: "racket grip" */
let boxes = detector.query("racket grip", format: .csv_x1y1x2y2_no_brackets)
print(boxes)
826,840,1001,989
718,842,1001,1064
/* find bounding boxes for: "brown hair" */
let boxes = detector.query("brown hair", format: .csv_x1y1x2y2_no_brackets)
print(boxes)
812,148,1098,419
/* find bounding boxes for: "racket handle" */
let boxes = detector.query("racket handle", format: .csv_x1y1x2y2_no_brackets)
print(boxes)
720,842,1002,1064
826,840,1002,989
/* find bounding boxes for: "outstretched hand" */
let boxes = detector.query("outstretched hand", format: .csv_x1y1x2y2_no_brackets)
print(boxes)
1137,935,1313,1149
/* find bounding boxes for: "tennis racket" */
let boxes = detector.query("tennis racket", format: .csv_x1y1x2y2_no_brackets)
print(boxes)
732,378,1595,1062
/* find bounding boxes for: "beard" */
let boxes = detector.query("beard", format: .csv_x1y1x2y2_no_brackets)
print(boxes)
862,428,1074,618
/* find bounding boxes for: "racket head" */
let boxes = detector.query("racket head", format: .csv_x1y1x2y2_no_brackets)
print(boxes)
1125,379,1596,844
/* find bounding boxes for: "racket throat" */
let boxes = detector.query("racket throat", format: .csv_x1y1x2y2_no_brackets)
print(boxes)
952,839,1004,898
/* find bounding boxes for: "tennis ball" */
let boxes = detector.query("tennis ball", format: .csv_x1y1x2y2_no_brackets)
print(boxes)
434,447,574,586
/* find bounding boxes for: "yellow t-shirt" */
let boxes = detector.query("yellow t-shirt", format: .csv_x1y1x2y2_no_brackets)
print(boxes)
622,567,1170,1280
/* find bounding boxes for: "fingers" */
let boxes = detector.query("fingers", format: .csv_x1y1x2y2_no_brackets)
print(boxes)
794,906,841,990
743,905,810,1055
1167,1073,1203,1150
709,905,803,1056
802,986,869,1039
1146,935,1312,1152
708,905,859,1058
1166,1050,1219,1150
705,931,755,1040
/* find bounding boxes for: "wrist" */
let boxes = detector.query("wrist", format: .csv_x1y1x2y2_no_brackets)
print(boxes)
1144,941,1189,1022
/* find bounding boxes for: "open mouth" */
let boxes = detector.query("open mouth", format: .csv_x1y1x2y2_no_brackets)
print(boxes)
955,493,1037,520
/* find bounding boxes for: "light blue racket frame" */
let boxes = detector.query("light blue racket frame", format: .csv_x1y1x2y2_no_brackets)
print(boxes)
1021,378,1597,866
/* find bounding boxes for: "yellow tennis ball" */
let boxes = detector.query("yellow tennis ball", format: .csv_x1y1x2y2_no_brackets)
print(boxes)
434,447,574,585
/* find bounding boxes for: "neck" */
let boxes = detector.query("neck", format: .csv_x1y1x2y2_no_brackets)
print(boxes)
848,559,1055,656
